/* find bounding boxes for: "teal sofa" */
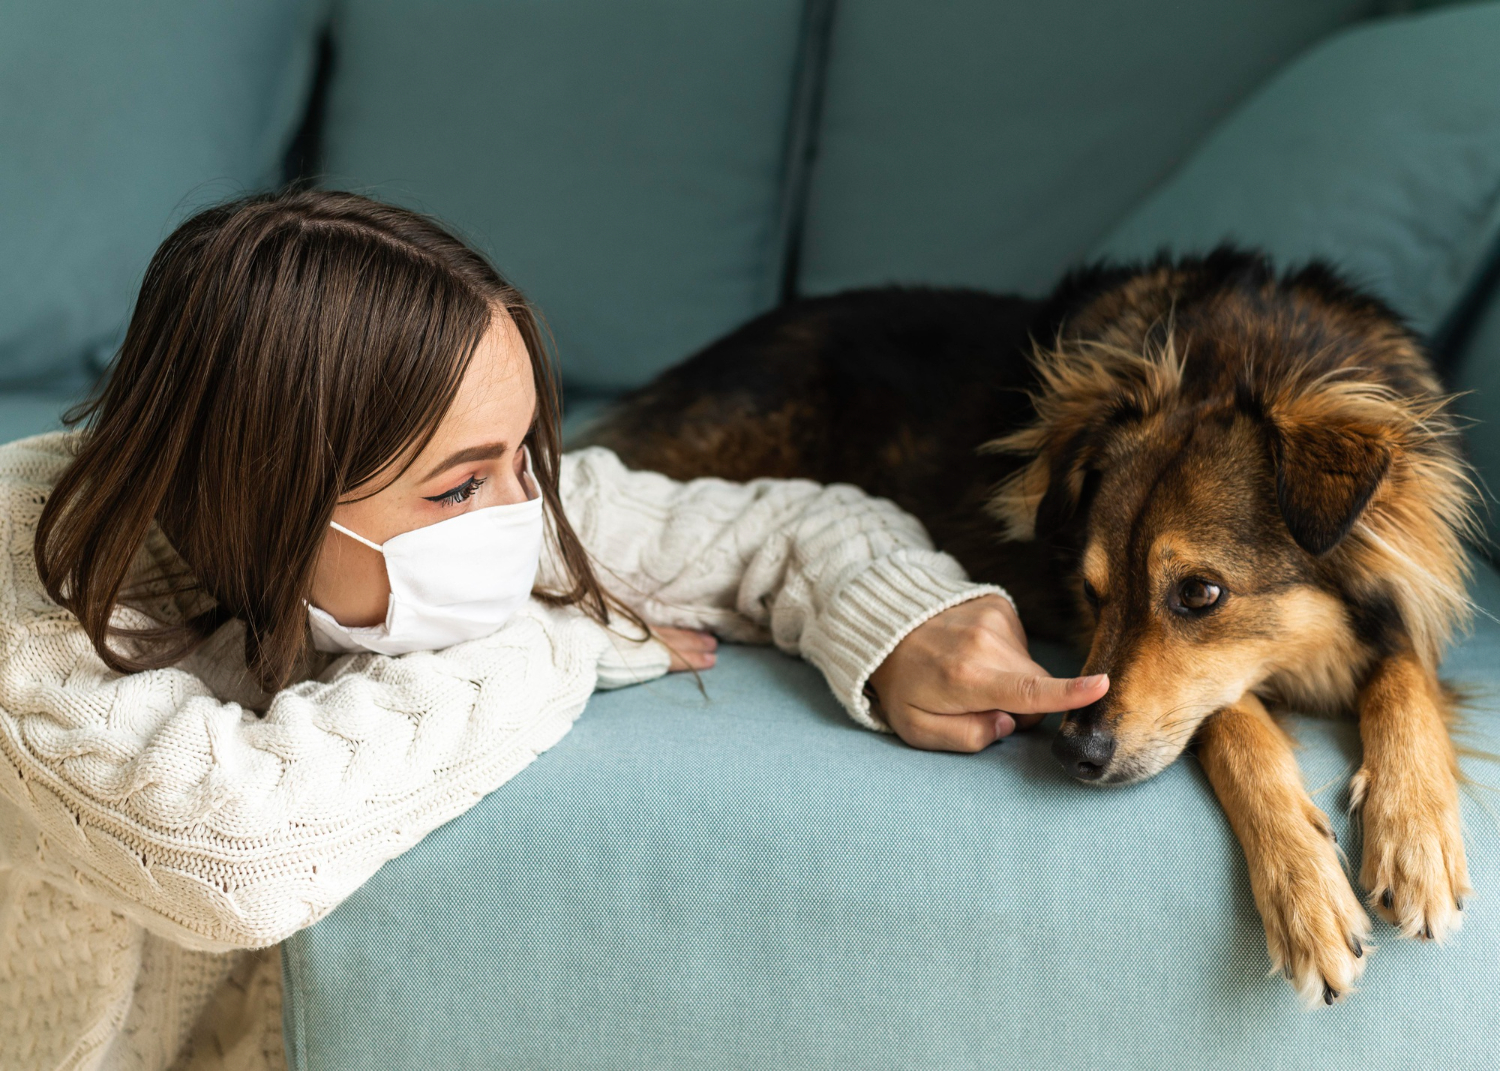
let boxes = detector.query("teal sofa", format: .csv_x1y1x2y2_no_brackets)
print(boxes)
7,2,1500,1068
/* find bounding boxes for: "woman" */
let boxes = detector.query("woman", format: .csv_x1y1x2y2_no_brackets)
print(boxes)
0,191,1106,1070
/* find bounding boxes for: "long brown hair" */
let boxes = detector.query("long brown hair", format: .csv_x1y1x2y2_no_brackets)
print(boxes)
36,189,629,691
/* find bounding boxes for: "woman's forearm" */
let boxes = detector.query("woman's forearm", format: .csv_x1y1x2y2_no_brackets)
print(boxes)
550,447,1008,728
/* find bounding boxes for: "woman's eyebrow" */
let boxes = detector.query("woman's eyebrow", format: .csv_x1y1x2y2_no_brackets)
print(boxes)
421,441,507,482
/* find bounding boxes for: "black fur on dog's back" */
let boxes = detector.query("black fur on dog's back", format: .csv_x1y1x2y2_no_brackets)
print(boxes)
583,286,1085,635
583,247,1465,646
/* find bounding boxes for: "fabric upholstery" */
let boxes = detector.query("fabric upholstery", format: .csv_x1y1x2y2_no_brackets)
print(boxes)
0,393,74,444
283,567,1500,1070
1093,2,1500,341
318,0,808,394
794,0,1373,299
0,0,324,389
1448,281,1500,549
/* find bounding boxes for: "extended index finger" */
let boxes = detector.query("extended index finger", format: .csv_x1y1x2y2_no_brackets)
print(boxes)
985,668,1109,715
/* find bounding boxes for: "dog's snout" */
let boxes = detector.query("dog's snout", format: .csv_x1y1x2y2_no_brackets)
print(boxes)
1052,708,1117,781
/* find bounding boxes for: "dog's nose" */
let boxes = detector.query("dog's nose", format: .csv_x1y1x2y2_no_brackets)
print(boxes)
1052,722,1117,781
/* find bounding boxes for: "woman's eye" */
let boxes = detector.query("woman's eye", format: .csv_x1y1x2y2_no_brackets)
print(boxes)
1173,578,1223,614
1081,578,1100,607
425,476,486,507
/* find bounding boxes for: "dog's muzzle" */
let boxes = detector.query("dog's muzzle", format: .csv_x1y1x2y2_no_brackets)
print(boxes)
1052,702,1117,781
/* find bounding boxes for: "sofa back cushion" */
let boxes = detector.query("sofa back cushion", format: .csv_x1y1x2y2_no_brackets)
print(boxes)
1093,1,1500,342
0,0,323,388
319,0,808,394
794,0,1373,299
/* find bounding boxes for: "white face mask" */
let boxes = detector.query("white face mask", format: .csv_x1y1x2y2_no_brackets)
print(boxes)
308,446,545,655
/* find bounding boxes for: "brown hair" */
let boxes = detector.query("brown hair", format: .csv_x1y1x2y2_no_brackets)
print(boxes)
36,189,631,691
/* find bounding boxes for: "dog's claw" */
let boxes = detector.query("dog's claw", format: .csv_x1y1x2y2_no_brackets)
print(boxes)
1323,984,1337,1005
1381,889,1394,911
1349,935,1363,958
1423,922,1434,941
1457,897,1465,912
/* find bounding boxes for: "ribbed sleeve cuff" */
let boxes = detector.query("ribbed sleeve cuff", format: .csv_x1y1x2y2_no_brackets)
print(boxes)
800,550,1012,732
595,631,673,690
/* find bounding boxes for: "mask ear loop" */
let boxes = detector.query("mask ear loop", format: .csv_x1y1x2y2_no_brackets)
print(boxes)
329,521,385,553
520,444,540,501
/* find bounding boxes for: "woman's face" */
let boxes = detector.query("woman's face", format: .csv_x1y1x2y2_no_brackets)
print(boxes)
310,309,539,627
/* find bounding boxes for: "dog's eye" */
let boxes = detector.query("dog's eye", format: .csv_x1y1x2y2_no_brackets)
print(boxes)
1173,578,1223,614
1081,578,1100,607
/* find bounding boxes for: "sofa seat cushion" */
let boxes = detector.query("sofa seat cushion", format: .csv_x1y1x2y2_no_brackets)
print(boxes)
282,566,1500,1071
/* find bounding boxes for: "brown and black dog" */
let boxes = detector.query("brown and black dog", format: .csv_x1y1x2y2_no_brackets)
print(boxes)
586,248,1478,1005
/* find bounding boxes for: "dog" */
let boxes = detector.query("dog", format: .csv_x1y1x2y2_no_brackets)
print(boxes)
585,247,1478,1005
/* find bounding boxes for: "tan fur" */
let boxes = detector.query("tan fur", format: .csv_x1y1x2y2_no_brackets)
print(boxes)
1258,588,1371,717
1351,651,1472,941
1099,571,1366,783
1198,694,1373,1006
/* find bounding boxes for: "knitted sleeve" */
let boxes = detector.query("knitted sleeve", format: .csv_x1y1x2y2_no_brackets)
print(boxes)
0,436,662,951
547,447,1010,731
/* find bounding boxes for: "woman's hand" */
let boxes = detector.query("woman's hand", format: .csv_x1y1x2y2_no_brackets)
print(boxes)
654,626,719,671
867,594,1108,753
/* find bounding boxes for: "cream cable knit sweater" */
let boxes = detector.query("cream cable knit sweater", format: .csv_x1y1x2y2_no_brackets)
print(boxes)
0,434,1005,1071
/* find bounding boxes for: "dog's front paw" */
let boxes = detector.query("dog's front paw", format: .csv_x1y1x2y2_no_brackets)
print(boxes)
1252,801,1373,1006
1351,764,1471,942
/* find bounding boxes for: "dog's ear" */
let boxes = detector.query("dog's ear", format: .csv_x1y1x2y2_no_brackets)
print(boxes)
1034,462,1100,543
1033,464,1078,542
1269,419,1390,556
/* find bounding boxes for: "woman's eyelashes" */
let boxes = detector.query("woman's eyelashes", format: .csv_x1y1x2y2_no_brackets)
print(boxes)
424,475,487,507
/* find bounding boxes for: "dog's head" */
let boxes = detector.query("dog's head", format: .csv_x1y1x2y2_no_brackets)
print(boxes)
990,252,1474,785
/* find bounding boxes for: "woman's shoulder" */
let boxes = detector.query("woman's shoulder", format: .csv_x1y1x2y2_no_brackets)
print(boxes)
0,432,85,626
557,445,625,499
0,430,258,699
559,444,622,474
555,446,701,526
0,432,84,573
0,431,80,491
558,445,681,497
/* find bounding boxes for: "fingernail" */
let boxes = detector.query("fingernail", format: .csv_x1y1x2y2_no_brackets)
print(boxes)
1072,674,1108,692
995,712,1016,737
